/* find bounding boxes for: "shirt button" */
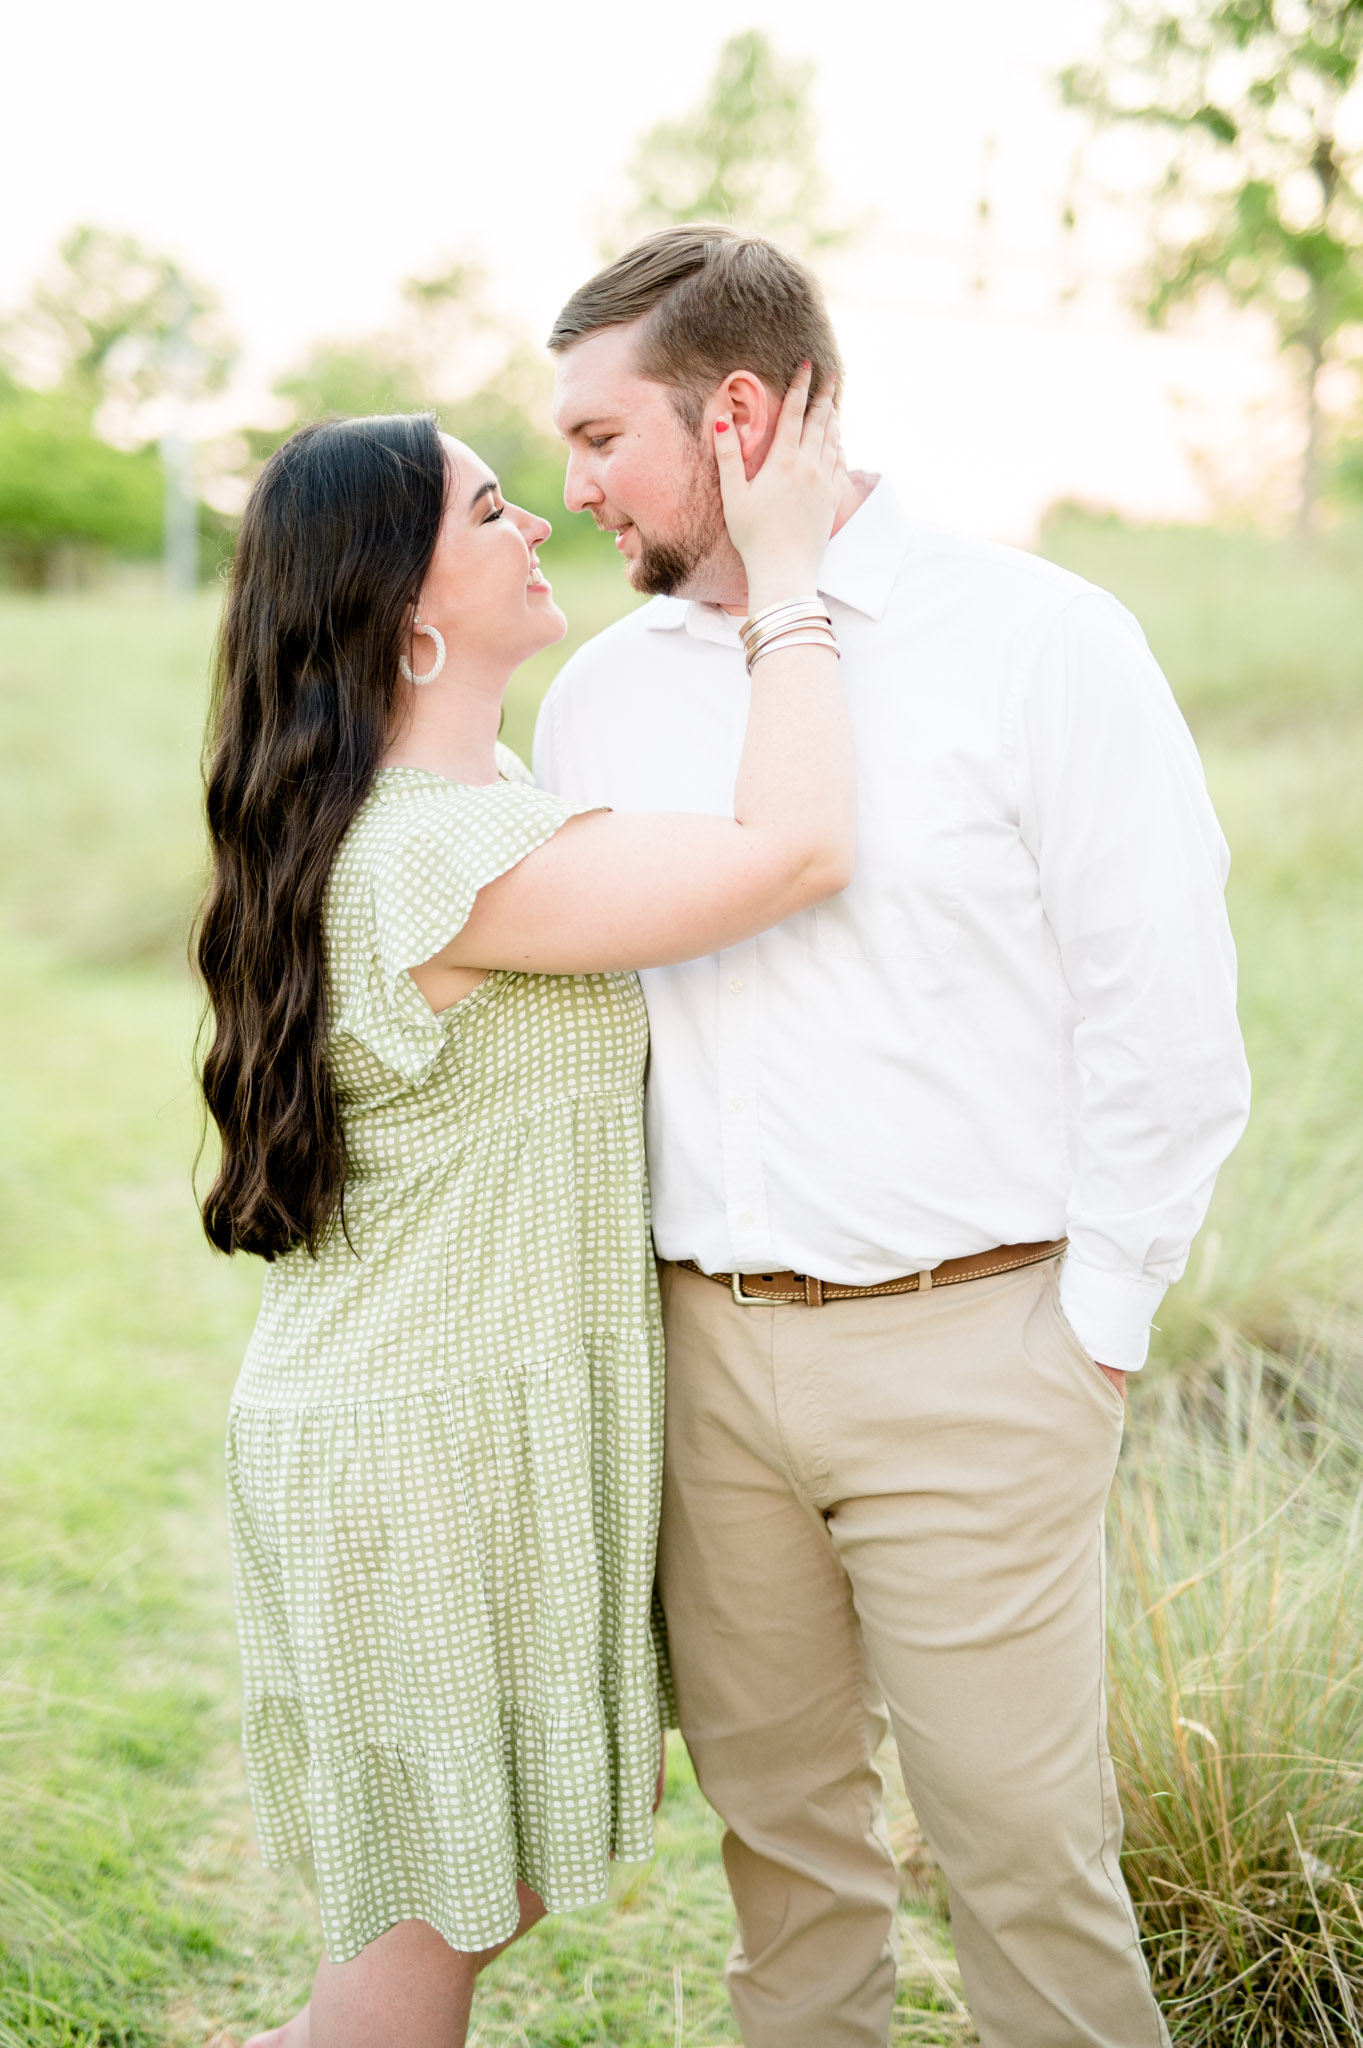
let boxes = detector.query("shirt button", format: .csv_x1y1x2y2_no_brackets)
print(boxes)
730,1097,745,1112
728,978,745,994
737,1211,754,1226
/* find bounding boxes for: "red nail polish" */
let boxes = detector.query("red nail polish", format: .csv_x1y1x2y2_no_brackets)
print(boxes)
714,420,730,433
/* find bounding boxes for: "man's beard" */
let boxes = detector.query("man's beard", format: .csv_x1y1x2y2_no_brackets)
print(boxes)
626,444,729,597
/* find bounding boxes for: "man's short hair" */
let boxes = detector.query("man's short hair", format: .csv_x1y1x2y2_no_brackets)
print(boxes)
548,223,844,431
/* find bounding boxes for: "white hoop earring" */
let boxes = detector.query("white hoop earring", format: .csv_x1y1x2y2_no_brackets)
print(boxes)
399,618,446,686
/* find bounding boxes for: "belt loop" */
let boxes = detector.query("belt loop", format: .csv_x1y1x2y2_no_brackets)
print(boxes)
917,1267,934,1293
803,1274,825,1308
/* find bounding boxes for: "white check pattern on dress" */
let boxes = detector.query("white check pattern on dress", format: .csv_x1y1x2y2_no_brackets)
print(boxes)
226,749,670,1964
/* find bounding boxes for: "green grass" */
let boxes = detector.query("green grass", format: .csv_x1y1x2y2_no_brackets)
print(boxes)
1108,1362,1363,2045
1041,510,1363,735
0,563,966,2045
0,563,641,970
2,517,1361,2041
0,934,312,2045
0,924,963,2046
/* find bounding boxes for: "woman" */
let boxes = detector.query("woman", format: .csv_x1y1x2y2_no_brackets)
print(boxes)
197,366,853,2047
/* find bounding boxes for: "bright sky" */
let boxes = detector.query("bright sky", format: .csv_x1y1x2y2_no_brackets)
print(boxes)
3,0,1294,539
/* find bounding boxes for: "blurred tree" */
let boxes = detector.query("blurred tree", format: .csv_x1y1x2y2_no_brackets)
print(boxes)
1333,426,1363,498
396,260,499,391
252,262,494,445
246,264,605,554
1062,2,1363,531
444,350,579,528
612,30,850,256
0,228,236,585
3,224,236,432
259,339,429,444
0,378,162,587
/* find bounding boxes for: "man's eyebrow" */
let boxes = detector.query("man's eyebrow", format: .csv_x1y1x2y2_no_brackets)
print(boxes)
467,478,500,511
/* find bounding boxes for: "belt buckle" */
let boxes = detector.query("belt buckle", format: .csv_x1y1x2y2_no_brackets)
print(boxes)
731,1270,823,1306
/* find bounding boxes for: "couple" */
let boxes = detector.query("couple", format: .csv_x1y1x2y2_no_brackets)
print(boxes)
198,225,1249,2048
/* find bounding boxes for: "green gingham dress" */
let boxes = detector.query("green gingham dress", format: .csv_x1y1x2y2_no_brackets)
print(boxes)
225,749,668,1965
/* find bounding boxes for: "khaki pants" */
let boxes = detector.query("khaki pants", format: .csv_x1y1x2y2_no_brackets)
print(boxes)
657,1257,1170,2048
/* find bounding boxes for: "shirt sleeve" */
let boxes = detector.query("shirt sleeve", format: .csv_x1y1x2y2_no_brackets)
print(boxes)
1015,591,1251,1370
532,649,609,800
494,740,534,786
532,676,564,793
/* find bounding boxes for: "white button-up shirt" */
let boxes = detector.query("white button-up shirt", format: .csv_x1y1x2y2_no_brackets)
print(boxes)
534,477,1250,1370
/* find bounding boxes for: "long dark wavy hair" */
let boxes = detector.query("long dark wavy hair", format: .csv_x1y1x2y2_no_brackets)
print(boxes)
196,413,447,1260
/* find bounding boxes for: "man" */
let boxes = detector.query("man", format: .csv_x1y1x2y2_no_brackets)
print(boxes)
534,224,1249,2048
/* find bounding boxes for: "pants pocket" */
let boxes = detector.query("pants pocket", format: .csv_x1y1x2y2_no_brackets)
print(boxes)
1047,1283,1126,1421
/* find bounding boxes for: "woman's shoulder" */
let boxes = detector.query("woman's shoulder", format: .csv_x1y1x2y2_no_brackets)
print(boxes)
328,764,590,939
323,758,584,1089
337,760,551,870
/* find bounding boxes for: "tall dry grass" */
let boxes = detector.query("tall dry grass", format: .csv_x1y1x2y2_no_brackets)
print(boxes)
1109,1354,1363,2043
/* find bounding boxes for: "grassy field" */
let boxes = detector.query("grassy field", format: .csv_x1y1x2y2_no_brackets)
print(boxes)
1,519,1361,2043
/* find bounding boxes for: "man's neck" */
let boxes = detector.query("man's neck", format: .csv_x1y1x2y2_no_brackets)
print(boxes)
714,469,875,616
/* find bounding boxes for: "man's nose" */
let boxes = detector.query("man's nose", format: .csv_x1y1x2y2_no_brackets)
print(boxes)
563,452,599,515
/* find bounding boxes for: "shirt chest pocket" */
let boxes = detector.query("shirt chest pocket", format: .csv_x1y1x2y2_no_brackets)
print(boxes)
815,798,964,965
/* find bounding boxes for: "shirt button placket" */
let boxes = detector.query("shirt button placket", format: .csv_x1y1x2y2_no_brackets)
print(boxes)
716,940,769,1268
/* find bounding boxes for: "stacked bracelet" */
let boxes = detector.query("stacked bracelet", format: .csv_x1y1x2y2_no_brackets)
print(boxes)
740,597,839,674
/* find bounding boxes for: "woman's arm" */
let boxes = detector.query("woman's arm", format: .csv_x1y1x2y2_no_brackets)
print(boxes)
424,368,855,986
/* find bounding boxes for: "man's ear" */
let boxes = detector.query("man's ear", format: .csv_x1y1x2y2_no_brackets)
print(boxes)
710,371,774,476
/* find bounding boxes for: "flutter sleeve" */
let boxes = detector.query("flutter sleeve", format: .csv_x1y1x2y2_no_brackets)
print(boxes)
329,774,595,1084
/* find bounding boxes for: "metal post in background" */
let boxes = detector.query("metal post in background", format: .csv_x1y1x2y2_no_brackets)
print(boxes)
161,277,197,596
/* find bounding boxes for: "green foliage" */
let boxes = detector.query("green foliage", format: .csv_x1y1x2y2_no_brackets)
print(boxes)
240,336,431,467
245,263,608,558
1,224,236,419
1333,430,1363,500
612,29,850,255
271,337,430,426
0,228,237,585
250,260,495,453
1108,1360,1363,2043
1061,2,1363,521
0,381,163,584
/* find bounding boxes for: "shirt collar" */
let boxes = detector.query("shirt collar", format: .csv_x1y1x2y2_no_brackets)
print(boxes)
643,473,911,641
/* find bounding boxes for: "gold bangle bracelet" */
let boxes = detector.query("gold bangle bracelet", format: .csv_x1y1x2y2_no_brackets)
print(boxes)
740,598,832,648
746,629,840,672
742,619,835,664
748,625,839,655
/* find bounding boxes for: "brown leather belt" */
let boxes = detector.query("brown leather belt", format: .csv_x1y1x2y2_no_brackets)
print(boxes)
670,1239,1067,1308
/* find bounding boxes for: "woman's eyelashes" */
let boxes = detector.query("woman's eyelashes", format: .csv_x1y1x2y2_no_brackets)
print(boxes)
483,504,505,524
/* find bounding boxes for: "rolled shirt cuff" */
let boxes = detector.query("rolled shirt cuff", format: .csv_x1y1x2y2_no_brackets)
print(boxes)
1057,1256,1168,1373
